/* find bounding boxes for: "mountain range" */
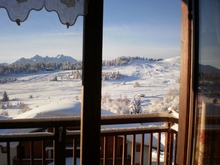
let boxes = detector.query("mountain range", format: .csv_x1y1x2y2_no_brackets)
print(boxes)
8,55,220,76
13,54,77,64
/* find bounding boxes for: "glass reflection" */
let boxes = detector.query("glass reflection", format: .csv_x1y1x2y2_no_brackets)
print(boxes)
194,0,220,164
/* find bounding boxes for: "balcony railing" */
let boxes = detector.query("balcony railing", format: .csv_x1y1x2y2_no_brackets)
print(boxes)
0,112,178,165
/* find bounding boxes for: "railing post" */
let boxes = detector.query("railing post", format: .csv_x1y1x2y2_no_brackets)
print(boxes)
42,141,46,165
148,133,153,165
140,134,144,165
19,141,22,165
168,132,174,165
54,126,66,165
156,132,161,165
131,134,136,165
7,142,10,165
122,135,127,165
30,141,34,165
174,133,178,164
103,136,108,165
165,119,175,165
164,122,171,165
73,139,77,165
113,136,117,165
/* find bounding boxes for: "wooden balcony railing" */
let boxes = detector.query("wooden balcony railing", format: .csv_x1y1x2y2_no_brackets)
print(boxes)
0,112,178,165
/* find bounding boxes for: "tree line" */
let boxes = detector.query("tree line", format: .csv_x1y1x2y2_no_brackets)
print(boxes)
102,56,163,67
0,56,163,76
0,62,82,76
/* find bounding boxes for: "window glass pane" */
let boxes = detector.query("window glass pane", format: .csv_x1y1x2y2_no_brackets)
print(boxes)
102,1,180,164
0,9,83,119
102,0,181,115
194,0,220,164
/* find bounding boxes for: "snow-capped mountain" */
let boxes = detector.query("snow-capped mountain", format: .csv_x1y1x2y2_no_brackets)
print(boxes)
14,54,77,64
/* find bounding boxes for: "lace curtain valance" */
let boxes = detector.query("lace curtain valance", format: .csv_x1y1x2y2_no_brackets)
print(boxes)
0,0,88,27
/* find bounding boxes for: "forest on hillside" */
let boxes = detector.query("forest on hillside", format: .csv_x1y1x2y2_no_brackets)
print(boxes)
0,56,163,76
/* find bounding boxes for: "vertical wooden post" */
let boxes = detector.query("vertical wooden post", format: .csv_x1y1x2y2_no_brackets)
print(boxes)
164,122,170,165
73,138,77,165
140,134,144,165
131,135,136,165
80,0,104,165
156,132,161,165
42,141,45,165
113,136,117,165
174,133,178,164
122,135,127,165
30,141,34,165
148,133,152,165
177,0,192,165
103,136,108,165
54,126,66,165
7,142,10,165
19,141,22,165
168,133,174,165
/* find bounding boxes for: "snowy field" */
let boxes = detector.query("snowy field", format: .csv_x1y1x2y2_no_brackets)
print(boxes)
0,56,180,165
0,56,180,117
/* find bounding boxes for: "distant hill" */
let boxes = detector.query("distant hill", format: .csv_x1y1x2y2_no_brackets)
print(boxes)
199,64,220,75
14,54,77,64
0,63,8,66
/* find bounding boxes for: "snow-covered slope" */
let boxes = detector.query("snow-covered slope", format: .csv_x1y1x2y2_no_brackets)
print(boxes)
0,56,179,164
13,101,114,119
1,56,180,116
14,54,77,64
102,56,180,98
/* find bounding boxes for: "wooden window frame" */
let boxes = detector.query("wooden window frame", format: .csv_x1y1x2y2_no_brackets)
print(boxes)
0,0,195,164
81,0,196,164
177,0,197,165
80,0,103,165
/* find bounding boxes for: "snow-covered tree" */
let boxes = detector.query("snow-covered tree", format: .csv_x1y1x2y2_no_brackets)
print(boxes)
50,76,58,81
129,96,142,114
134,81,140,87
2,91,9,102
101,94,130,114
144,89,179,113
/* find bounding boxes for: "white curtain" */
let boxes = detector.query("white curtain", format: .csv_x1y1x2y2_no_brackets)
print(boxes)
0,0,87,27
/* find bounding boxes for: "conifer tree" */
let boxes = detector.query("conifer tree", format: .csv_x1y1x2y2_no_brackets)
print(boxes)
129,96,142,114
2,91,9,102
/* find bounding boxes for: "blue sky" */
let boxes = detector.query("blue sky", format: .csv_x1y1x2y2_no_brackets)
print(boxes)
0,0,180,63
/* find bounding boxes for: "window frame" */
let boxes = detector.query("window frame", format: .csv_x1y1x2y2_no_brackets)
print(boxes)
177,0,199,164
0,0,195,164
82,1,195,164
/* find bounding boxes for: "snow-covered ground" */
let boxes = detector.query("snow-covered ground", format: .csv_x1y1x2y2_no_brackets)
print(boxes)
0,56,180,117
0,56,180,165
